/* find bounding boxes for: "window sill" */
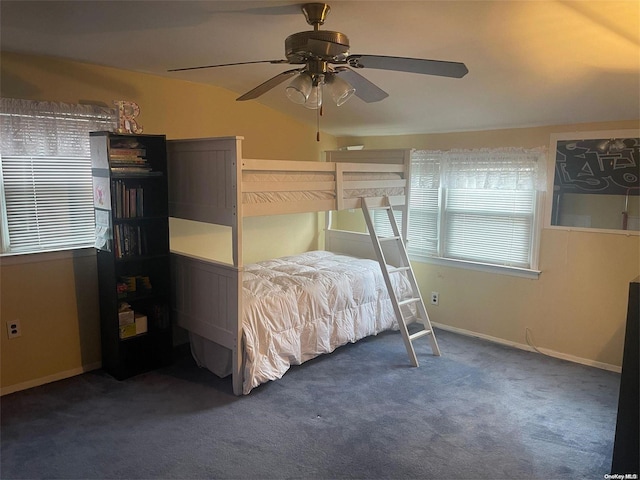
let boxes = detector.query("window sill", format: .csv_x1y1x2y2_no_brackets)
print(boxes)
410,254,541,279
0,247,96,266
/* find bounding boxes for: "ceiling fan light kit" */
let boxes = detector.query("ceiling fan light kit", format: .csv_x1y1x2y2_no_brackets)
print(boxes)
326,73,356,107
285,73,313,105
304,81,323,110
285,70,355,109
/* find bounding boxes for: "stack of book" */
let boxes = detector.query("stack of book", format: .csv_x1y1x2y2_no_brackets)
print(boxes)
109,140,156,175
110,148,151,174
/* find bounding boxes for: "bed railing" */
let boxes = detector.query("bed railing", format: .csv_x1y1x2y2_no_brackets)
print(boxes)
241,158,337,216
168,137,411,221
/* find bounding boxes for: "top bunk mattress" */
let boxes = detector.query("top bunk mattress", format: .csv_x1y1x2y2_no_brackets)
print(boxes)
242,171,405,204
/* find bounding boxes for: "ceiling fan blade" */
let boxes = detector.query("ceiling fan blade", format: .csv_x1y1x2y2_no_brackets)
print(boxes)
346,55,468,78
336,68,388,103
168,59,288,72
236,69,301,101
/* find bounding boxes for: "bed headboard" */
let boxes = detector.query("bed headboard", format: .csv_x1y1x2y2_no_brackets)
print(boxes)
167,136,244,266
167,136,243,226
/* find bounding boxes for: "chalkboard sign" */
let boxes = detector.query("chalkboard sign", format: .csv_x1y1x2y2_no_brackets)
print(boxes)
554,137,639,195
548,130,640,232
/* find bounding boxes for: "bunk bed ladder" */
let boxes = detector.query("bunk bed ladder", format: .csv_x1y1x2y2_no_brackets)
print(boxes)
361,196,441,366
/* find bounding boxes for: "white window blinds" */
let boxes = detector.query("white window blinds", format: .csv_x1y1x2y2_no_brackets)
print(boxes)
406,151,440,256
373,151,440,255
443,189,536,267
0,98,116,253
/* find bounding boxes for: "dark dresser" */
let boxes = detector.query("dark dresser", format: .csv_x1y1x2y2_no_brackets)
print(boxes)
611,276,639,475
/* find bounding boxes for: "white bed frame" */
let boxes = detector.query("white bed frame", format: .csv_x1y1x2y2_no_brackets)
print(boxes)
167,136,411,394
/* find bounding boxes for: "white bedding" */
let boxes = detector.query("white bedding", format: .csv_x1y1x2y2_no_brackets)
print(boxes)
190,251,414,394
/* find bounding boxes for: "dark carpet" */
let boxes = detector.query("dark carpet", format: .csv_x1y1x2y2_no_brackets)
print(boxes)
0,329,620,480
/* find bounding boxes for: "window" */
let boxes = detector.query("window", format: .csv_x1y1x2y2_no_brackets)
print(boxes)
0,98,116,254
376,148,546,272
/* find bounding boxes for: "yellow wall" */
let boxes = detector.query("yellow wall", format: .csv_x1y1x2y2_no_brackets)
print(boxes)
337,121,640,369
0,52,336,393
170,214,322,265
0,253,101,389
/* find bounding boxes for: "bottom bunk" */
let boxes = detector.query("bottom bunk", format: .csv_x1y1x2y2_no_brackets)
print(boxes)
172,250,416,394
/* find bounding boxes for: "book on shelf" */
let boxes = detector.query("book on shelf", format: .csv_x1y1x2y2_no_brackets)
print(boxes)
110,167,160,176
110,147,146,157
113,181,144,218
114,224,146,258
110,159,147,166
109,138,144,150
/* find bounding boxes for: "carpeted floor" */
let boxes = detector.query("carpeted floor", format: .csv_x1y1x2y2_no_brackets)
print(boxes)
0,328,620,479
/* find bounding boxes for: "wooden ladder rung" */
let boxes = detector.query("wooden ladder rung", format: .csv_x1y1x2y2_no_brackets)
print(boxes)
409,329,432,341
398,297,421,307
378,236,401,242
388,266,411,274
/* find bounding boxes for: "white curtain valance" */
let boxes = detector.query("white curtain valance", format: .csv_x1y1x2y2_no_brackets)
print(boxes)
413,147,547,191
0,98,116,157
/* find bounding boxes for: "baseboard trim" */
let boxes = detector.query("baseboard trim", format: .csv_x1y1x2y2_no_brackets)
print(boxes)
1,325,621,396
432,323,622,374
1,362,102,397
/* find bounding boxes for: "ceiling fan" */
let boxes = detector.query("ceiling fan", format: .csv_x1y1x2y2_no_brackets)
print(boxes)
169,2,468,111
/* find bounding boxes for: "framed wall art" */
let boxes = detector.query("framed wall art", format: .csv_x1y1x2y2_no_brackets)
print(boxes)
547,129,640,233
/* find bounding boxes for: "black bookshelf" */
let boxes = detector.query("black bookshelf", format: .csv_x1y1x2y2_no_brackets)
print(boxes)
90,131,172,380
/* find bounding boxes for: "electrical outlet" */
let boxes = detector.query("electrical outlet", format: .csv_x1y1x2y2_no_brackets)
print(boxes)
430,292,439,306
6,320,21,339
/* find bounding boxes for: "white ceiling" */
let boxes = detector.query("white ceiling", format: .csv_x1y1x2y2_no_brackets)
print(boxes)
1,0,639,137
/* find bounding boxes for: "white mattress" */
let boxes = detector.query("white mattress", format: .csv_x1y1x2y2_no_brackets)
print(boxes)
190,251,414,394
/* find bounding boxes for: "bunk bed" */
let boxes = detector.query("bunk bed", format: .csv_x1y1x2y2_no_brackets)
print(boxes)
167,136,417,395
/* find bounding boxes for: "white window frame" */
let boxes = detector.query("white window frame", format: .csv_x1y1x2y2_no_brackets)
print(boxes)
0,98,116,256
377,148,546,279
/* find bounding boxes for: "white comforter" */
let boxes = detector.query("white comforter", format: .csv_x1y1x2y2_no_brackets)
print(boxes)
240,251,412,394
